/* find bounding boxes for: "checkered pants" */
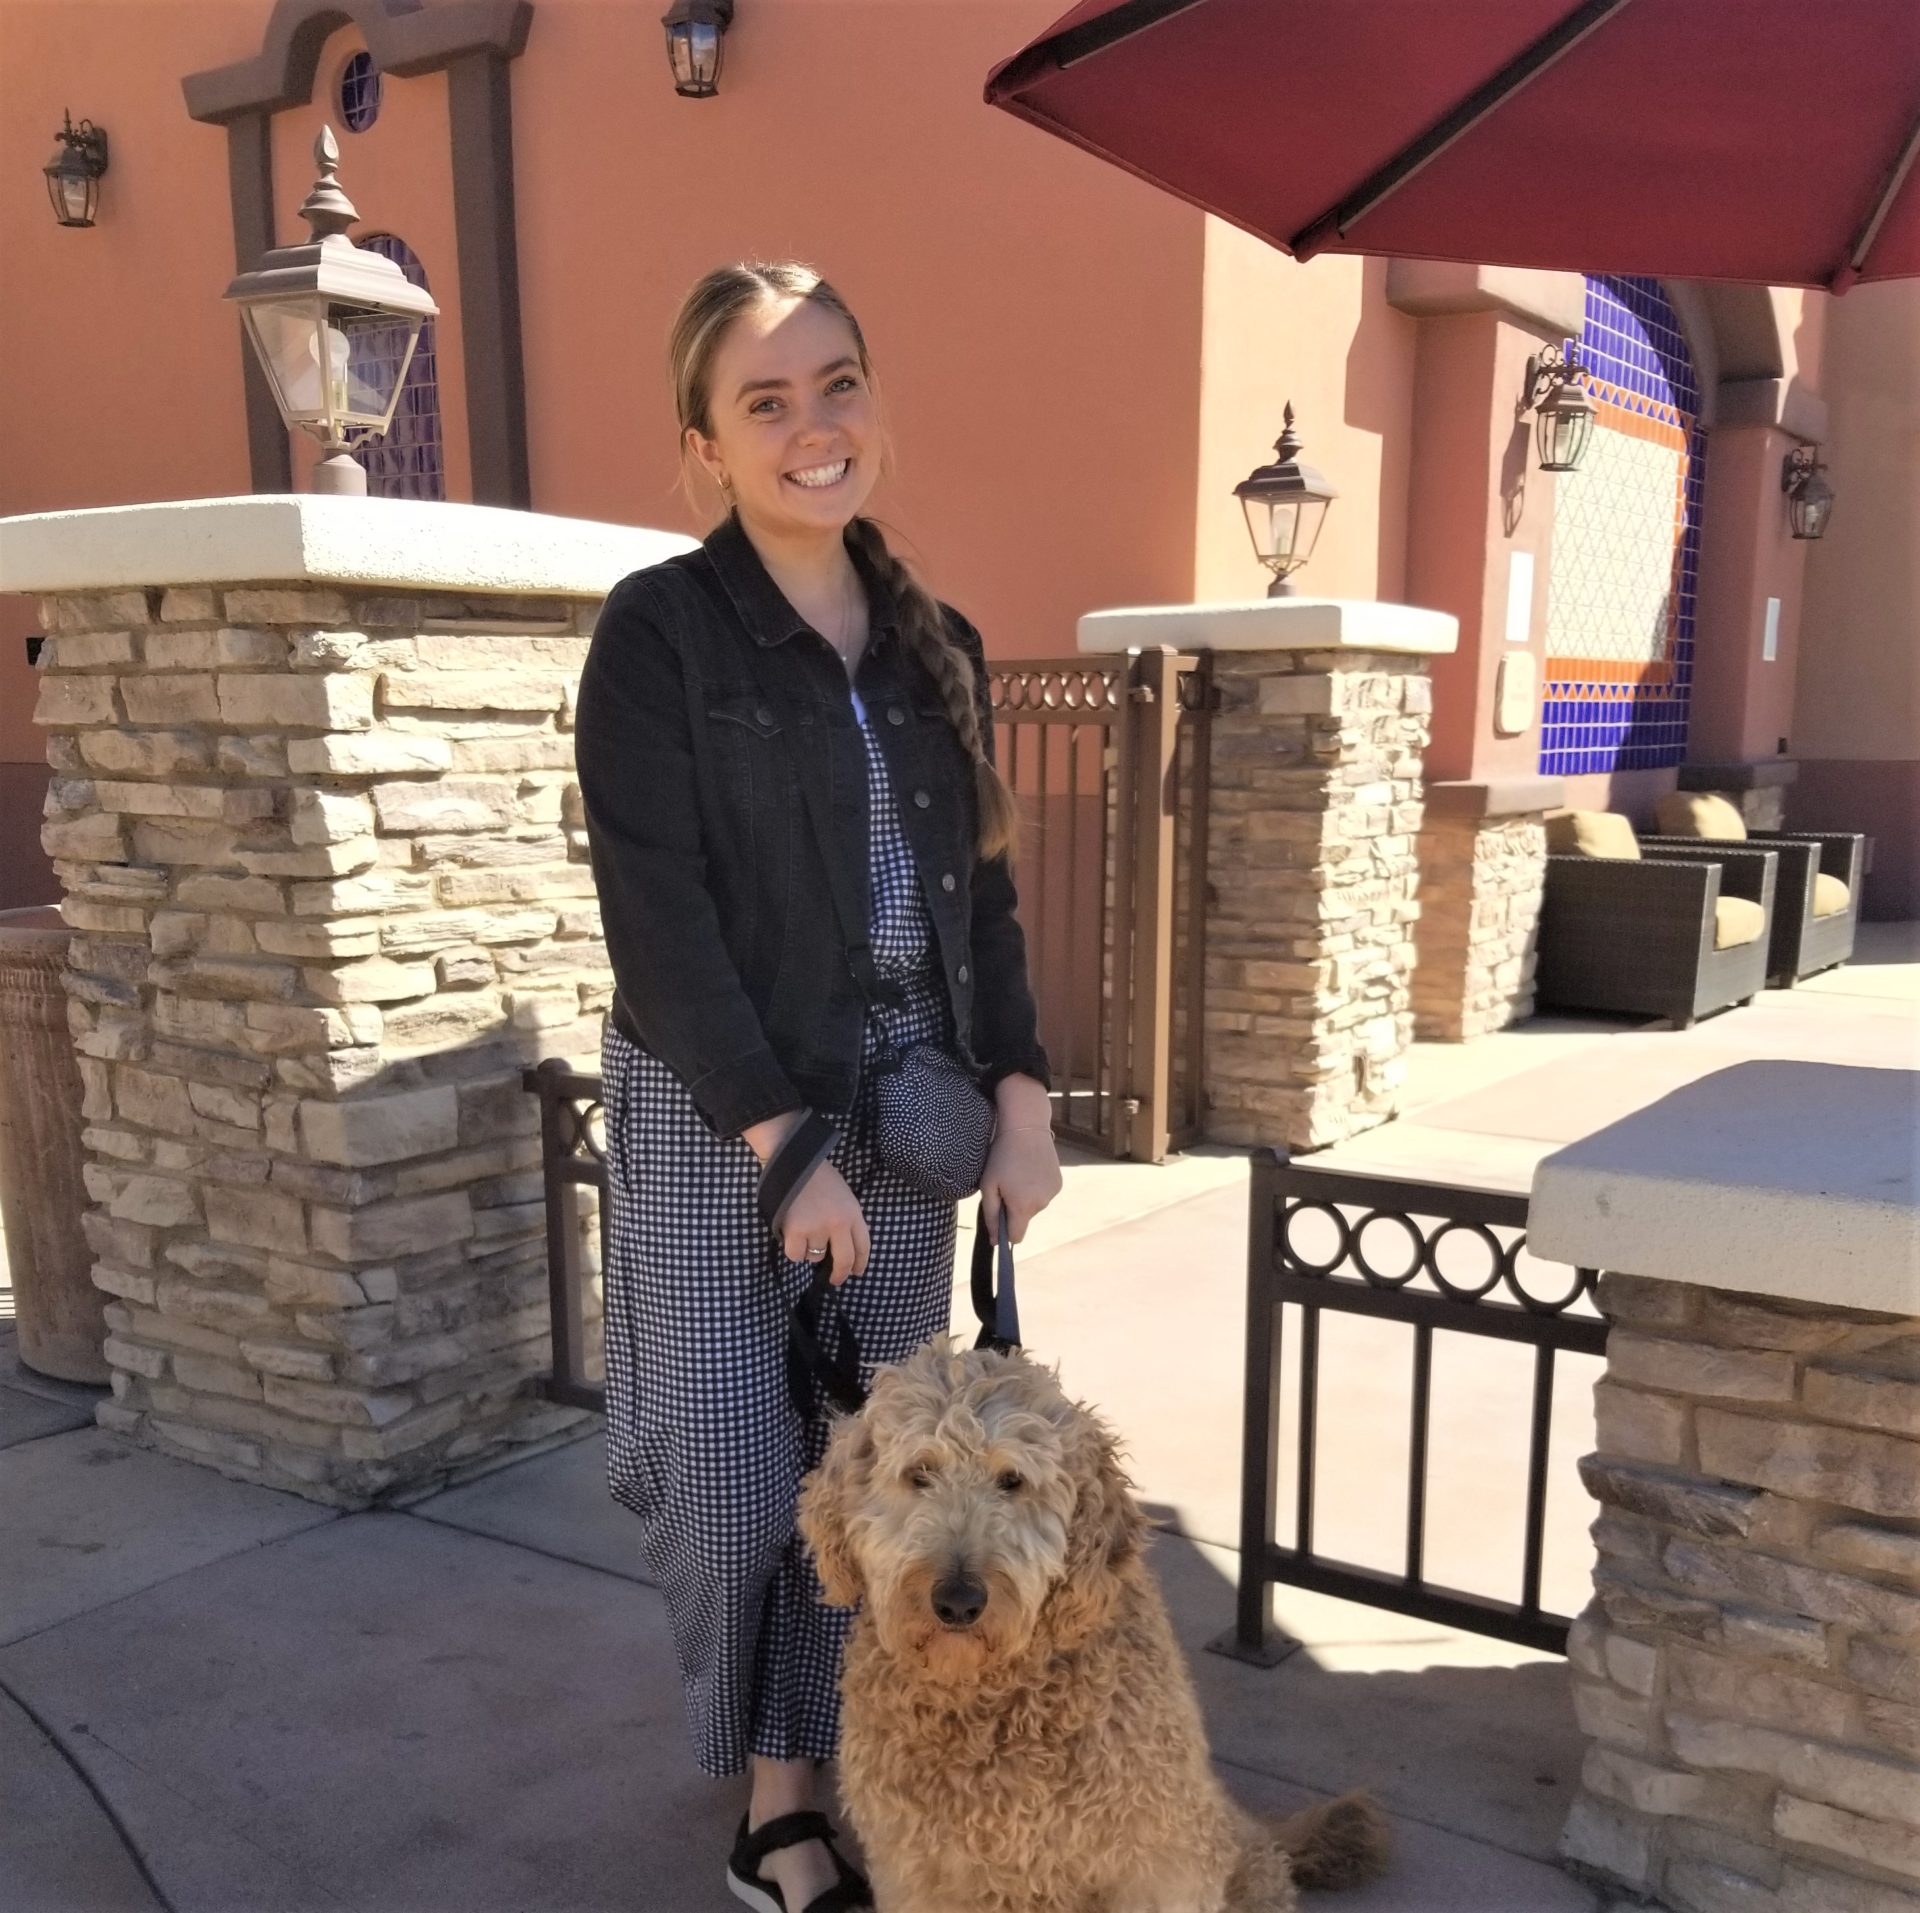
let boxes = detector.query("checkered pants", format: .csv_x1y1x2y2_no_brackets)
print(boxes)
599,712,957,1777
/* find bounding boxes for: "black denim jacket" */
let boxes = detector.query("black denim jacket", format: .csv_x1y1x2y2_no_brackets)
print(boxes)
574,511,1049,1137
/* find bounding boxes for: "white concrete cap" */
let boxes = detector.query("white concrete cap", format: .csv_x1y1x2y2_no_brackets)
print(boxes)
0,494,698,599
1529,1062,1920,1315
1077,596,1458,656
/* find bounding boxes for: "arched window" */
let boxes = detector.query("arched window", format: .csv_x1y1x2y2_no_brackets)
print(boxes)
351,234,446,502
1539,276,1706,776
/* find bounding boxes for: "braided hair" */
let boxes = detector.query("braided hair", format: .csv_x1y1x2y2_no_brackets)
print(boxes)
667,260,1019,864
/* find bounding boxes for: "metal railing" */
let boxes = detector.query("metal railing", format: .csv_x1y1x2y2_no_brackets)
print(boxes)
525,1060,608,1413
1216,1151,1609,1665
989,647,1211,1160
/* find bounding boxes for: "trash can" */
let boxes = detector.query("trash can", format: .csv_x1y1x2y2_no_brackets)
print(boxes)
0,905,107,1383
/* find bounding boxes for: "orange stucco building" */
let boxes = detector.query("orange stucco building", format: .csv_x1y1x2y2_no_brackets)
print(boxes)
4,0,1915,917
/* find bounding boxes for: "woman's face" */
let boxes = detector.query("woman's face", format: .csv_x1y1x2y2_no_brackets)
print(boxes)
688,295,880,535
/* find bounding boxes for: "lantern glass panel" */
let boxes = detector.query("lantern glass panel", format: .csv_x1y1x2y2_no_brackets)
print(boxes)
668,21,722,91
48,166,94,226
1243,495,1301,568
244,301,417,438
1537,400,1593,474
1790,476,1834,540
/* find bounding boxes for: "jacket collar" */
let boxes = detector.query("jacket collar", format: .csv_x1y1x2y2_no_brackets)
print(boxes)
703,508,898,649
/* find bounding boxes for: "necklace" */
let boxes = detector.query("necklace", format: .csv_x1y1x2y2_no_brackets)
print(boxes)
832,565,863,673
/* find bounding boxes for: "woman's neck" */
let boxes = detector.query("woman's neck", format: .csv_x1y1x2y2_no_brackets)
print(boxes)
736,509,859,611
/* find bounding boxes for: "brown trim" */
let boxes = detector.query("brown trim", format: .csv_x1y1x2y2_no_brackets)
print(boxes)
447,49,530,508
1677,759,1799,793
183,0,534,506
225,111,293,493
183,0,531,125
1424,777,1567,820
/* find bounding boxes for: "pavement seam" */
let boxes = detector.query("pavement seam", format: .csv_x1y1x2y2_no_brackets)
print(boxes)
0,1666,177,1912
398,1502,662,1591
1209,1745,1579,1883
0,1509,345,1653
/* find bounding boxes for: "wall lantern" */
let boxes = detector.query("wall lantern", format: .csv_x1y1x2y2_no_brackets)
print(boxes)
45,111,109,228
222,128,439,497
662,0,734,96
1781,446,1835,541
1234,404,1338,596
1522,343,1597,474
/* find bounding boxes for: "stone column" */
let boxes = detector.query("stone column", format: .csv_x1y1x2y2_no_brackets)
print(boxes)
1079,598,1457,1153
1532,1062,1920,1913
2,494,691,1506
1412,778,1563,1042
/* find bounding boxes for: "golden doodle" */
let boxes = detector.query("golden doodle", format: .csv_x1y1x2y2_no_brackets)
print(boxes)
798,1342,1388,1913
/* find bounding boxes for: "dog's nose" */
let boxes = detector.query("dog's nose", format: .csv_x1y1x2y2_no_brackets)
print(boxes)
931,1570,988,1629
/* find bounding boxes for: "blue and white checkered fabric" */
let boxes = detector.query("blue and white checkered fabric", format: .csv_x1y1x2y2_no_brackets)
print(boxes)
600,693,956,1776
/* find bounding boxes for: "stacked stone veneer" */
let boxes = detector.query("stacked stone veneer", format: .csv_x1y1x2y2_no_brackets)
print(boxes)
1203,649,1431,1150
1411,810,1547,1041
32,581,611,1506
1563,1272,1920,1912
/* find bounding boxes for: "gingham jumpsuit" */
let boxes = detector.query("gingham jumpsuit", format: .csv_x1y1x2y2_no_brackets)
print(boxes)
599,686,956,1778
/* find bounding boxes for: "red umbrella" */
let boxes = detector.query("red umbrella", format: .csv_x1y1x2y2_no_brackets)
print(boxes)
986,0,1920,290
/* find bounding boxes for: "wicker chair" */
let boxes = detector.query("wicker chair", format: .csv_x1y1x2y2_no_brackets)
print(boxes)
1537,843,1779,1027
1643,831,1864,987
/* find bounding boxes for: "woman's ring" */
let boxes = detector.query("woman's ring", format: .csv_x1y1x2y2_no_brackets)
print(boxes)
805,1243,826,1261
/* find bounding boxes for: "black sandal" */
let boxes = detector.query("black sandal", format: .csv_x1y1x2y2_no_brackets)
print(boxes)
725,1809,873,1913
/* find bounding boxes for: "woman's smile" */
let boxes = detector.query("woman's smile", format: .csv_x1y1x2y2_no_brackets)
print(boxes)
785,456,851,491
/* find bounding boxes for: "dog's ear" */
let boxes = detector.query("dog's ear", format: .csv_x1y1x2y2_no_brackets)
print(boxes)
797,1412,874,1608
1048,1417,1148,1644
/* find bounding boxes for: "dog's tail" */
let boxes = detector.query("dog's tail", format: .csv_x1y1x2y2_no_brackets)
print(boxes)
1266,1790,1391,1892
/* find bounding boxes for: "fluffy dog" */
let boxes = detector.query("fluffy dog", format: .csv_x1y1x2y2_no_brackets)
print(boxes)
797,1342,1388,1913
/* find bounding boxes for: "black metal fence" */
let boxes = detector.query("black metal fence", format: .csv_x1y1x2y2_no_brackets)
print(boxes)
1217,1150,1608,1664
525,1060,608,1413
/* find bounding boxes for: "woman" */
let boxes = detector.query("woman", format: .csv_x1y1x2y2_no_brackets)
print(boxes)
574,261,1062,1913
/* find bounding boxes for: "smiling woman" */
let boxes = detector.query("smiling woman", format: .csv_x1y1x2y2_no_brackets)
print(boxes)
573,261,1061,1913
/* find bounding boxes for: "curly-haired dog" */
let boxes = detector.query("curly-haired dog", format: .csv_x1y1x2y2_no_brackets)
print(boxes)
797,1342,1388,1913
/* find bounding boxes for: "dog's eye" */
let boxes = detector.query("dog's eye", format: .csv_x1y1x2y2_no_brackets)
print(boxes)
907,1467,935,1492
996,1470,1024,1493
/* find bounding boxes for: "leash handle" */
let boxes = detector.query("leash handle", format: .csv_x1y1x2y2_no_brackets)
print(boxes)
786,1252,867,1418
970,1200,1021,1353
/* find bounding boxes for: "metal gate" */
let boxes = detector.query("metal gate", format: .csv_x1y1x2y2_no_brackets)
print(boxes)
988,647,1211,1161
1217,1151,1609,1665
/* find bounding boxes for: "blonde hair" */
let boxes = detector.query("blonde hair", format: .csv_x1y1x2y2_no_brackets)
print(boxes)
667,261,1018,863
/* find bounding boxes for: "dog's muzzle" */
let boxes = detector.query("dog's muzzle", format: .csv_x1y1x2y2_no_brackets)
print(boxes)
931,1569,988,1630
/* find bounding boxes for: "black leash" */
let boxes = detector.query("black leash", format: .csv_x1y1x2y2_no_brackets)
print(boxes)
785,1200,1022,1418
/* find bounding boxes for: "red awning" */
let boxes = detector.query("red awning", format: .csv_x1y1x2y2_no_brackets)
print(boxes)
986,0,1920,290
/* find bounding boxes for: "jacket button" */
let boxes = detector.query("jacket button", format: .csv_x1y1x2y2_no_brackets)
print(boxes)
941,873,956,893
913,789,931,809
956,964,970,984
887,705,906,726
754,706,774,727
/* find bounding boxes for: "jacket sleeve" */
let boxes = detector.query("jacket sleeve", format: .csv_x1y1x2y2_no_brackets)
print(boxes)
946,609,1051,1092
574,575,804,1136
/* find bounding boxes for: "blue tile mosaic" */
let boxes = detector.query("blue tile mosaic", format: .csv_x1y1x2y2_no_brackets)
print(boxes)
1538,276,1707,780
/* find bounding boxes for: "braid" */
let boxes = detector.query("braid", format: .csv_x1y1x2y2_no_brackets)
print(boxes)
846,517,1019,863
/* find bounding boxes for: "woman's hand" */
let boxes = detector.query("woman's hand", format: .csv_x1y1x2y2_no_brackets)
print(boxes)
743,1111,870,1284
979,1074,1063,1247
779,1160,869,1283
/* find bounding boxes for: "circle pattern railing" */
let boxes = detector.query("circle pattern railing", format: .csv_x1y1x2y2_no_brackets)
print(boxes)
1278,1199,1599,1316
988,664,1125,715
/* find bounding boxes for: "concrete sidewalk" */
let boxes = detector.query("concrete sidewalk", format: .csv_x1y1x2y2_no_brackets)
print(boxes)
3,923,1911,1912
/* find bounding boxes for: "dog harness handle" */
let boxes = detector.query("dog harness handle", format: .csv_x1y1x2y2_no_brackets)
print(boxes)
970,1203,1020,1353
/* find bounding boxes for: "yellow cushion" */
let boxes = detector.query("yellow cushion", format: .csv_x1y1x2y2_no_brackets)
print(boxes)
1546,810,1641,860
1713,897,1766,949
1812,873,1850,918
1654,790,1748,841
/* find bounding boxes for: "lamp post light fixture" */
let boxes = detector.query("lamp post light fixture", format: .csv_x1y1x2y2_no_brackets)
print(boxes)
1234,404,1338,597
1522,342,1597,474
44,111,109,228
222,128,438,497
1782,445,1836,541
663,0,734,96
